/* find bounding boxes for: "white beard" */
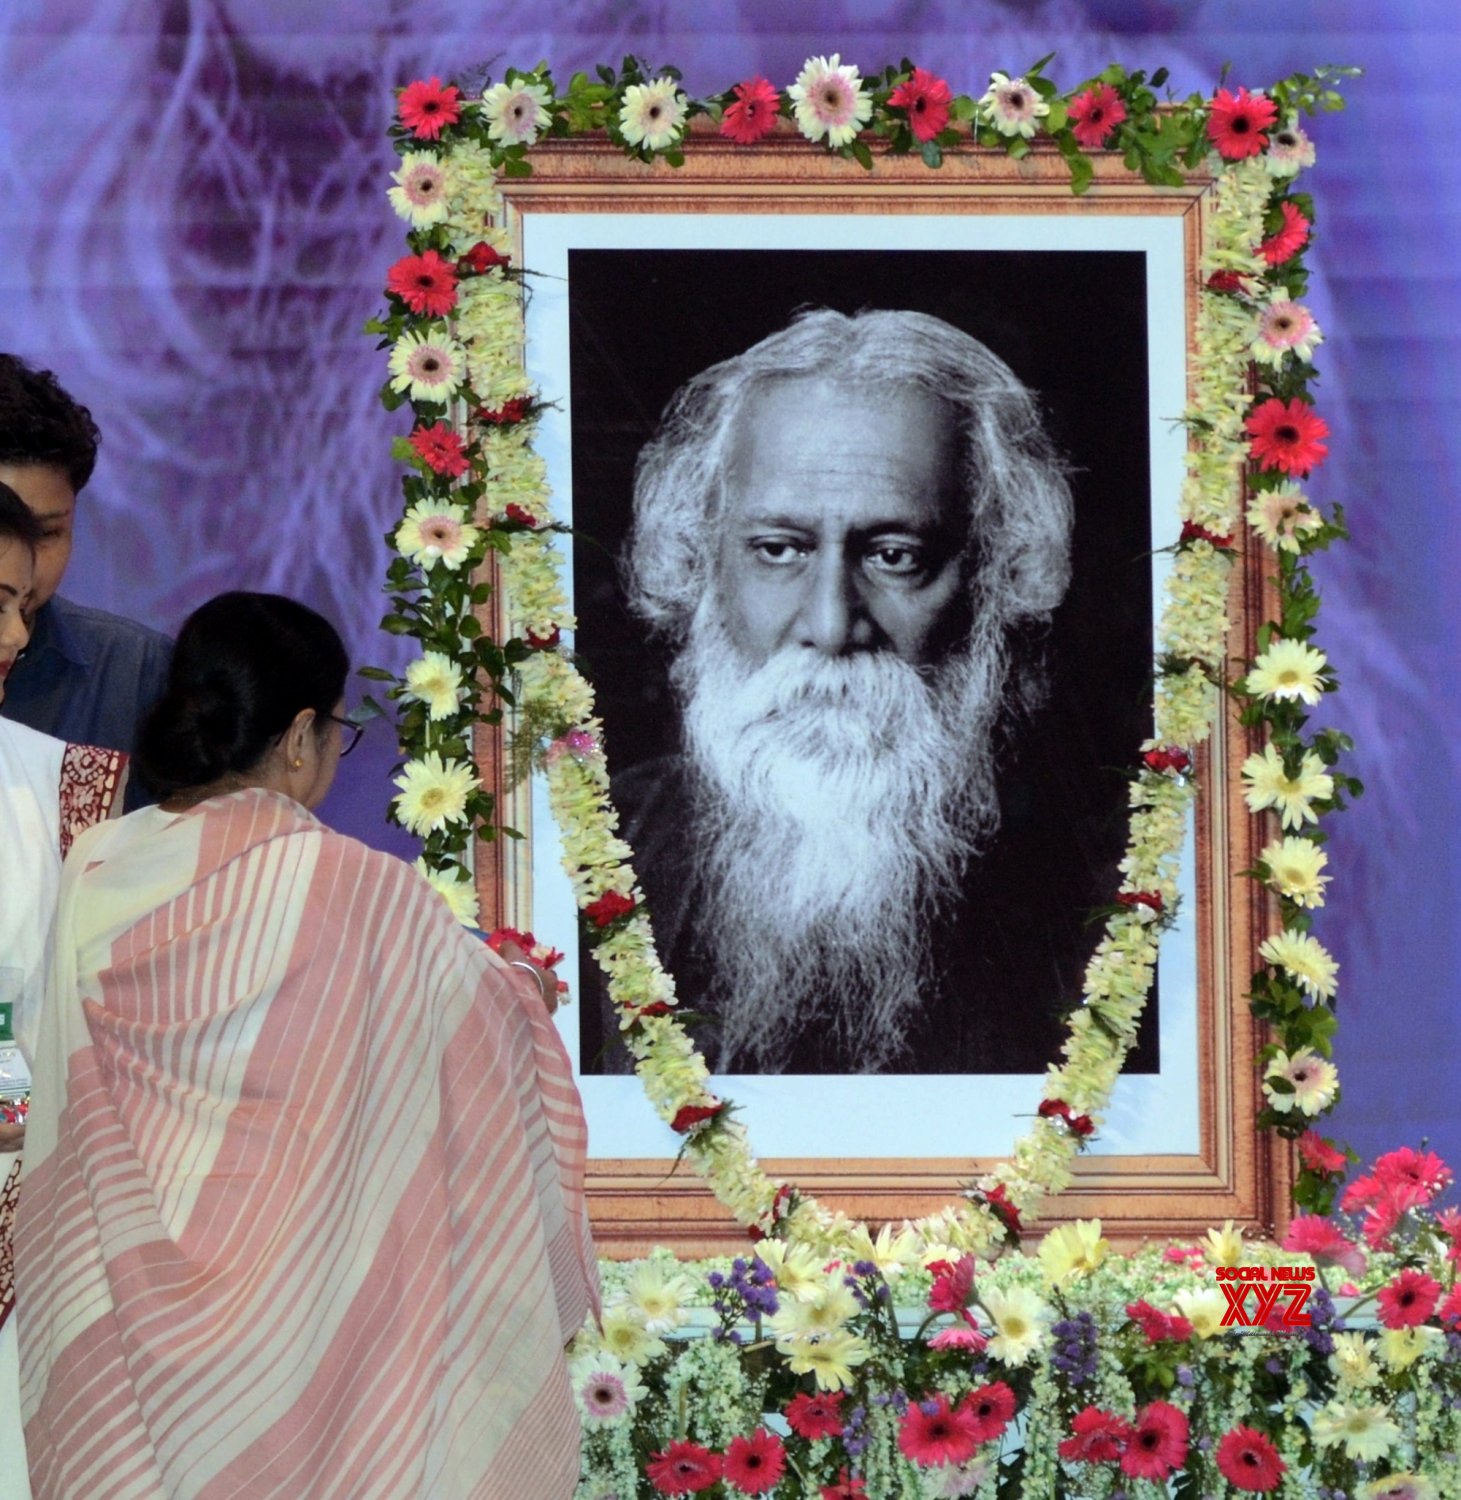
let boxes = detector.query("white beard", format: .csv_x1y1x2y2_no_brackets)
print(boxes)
676,613,1008,1072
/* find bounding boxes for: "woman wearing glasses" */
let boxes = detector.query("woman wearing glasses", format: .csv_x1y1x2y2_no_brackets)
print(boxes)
15,591,596,1500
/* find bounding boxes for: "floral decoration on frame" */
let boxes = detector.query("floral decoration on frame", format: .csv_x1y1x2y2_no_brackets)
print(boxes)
364,54,1360,1259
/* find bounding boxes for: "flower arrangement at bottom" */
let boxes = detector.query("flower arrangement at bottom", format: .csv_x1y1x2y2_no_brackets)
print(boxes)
573,1190,1461,1499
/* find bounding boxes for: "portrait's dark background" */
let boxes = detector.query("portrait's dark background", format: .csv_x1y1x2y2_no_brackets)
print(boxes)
0,2,1453,1143
567,246,1160,1074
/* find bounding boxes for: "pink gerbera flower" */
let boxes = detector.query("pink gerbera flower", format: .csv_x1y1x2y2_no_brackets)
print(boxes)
407,422,470,478
576,1367,632,1422
1281,1214,1366,1275
721,76,781,143
1373,1146,1453,1206
927,1255,976,1313
398,76,462,140
647,1439,722,1495
387,250,458,318
1206,86,1278,159
1245,397,1330,475
1058,1406,1133,1462
960,1381,1016,1444
785,1390,844,1439
898,1394,981,1467
1255,300,1322,363
1298,1131,1348,1174
889,66,954,142
928,1324,987,1352
1377,1267,1442,1329
1067,83,1127,148
1215,1425,1286,1492
1260,200,1311,265
1120,1401,1188,1481
722,1429,786,1496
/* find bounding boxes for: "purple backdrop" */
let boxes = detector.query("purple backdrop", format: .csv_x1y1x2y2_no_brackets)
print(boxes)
2,1,1456,1171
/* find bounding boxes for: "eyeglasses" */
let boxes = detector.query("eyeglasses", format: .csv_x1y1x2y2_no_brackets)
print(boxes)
325,712,366,758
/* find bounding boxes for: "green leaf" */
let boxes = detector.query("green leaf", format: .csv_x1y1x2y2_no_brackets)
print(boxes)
919,139,943,169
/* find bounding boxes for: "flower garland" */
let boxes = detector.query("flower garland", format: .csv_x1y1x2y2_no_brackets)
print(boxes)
368,57,1357,1253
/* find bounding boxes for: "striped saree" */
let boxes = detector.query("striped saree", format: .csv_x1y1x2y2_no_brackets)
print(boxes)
16,789,596,1499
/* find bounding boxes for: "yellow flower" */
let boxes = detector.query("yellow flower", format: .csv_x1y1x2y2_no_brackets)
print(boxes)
1310,1400,1402,1461
777,1327,871,1391
1260,836,1330,907
1037,1220,1108,1288
392,752,479,836
1242,743,1334,829
1360,1474,1438,1500
980,1285,1051,1367
1259,930,1339,1002
1174,1287,1229,1339
1328,1331,1380,1389
623,1261,697,1334
1204,1219,1245,1268
1377,1326,1439,1373
1245,638,1328,704
769,1282,859,1340
598,1306,667,1366
412,858,479,927
404,650,467,720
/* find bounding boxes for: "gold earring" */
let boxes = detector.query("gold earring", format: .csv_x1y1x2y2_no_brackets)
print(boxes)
293,757,303,769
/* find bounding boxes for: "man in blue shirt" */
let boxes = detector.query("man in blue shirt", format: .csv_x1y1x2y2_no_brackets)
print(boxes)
0,356,171,807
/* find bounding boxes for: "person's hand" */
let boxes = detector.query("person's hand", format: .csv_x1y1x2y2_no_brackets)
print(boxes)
0,1121,24,1153
497,938,562,1015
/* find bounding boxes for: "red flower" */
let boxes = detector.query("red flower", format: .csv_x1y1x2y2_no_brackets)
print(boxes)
1058,1406,1132,1463
722,1429,785,1496
927,1254,976,1314
1126,1299,1192,1344
407,422,470,478
1281,1214,1365,1276
1298,1131,1348,1174
398,76,462,140
479,397,532,426
1206,86,1277,160
386,250,458,317
670,1101,726,1134
1260,201,1310,265
647,1440,722,1495
1143,746,1191,775
1067,84,1127,148
525,626,561,650
1214,1425,1286,1492
888,67,954,143
897,1394,981,1467
1377,1267,1442,1329
721,76,781,144
1120,1400,1189,1481
634,1001,674,1019
1439,1284,1461,1325
1245,397,1330,476
1115,890,1164,912
502,502,539,528
820,1472,869,1500
1206,269,1249,294
972,1182,1023,1238
785,1391,845,1439
1373,1146,1453,1205
1037,1099,1094,1136
960,1380,1016,1444
1180,519,1233,548
583,889,635,926
458,242,511,274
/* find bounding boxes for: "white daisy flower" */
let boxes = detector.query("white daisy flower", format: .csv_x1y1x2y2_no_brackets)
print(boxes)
1247,484,1323,553
1266,119,1317,178
1263,1045,1339,1114
788,54,873,148
1245,638,1328,704
387,329,467,405
394,500,480,572
1260,930,1339,1001
481,79,552,146
980,73,1049,138
393,753,479,836
1252,299,1324,366
618,77,686,151
1260,835,1330,907
387,153,453,227
413,858,479,926
404,650,467,720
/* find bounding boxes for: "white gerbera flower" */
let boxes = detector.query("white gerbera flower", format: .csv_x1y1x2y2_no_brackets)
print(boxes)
1311,1400,1402,1461
597,1305,667,1366
1260,836,1330,907
392,752,479,836
769,1282,859,1340
394,500,480,571
569,1352,647,1425
413,857,479,926
1241,743,1334,828
980,72,1049,138
481,79,552,146
1329,1330,1381,1389
980,1284,1051,1366
1174,1287,1230,1339
619,77,686,151
1263,1046,1339,1115
1260,929,1339,1001
754,1238,826,1301
1247,484,1323,553
1266,119,1317,178
788,54,873,148
387,152,454,227
387,328,467,404
1252,299,1324,365
1245,638,1328,704
404,650,467,720
623,1261,696,1333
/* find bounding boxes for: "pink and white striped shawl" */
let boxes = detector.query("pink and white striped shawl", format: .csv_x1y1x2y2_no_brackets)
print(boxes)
16,789,597,1500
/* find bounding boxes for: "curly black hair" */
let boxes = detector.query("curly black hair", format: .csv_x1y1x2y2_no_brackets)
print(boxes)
0,354,101,493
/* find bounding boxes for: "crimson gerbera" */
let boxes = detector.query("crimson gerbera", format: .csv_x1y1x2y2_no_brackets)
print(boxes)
1206,85,1277,160
1058,1405,1133,1462
1260,200,1310,265
407,422,469,478
960,1380,1016,1443
458,241,511,275
1245,398,1330,476
785,1391,844,1439
722,1429,785,1496
1120,1400,1188,1481
1298,1130,1348,1174
721,76,781,144
1214,1425,1286,1492
819,1471,869,1500
386,250,458,317
1067,83,1127,148
1377,1267,1442,1328
888,66,953,143
646,1439,722,1495
398,76,462,140
897,1394,980,1467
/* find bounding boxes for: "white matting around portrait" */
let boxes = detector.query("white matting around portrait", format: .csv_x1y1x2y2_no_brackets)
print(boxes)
523,210,1197,1162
